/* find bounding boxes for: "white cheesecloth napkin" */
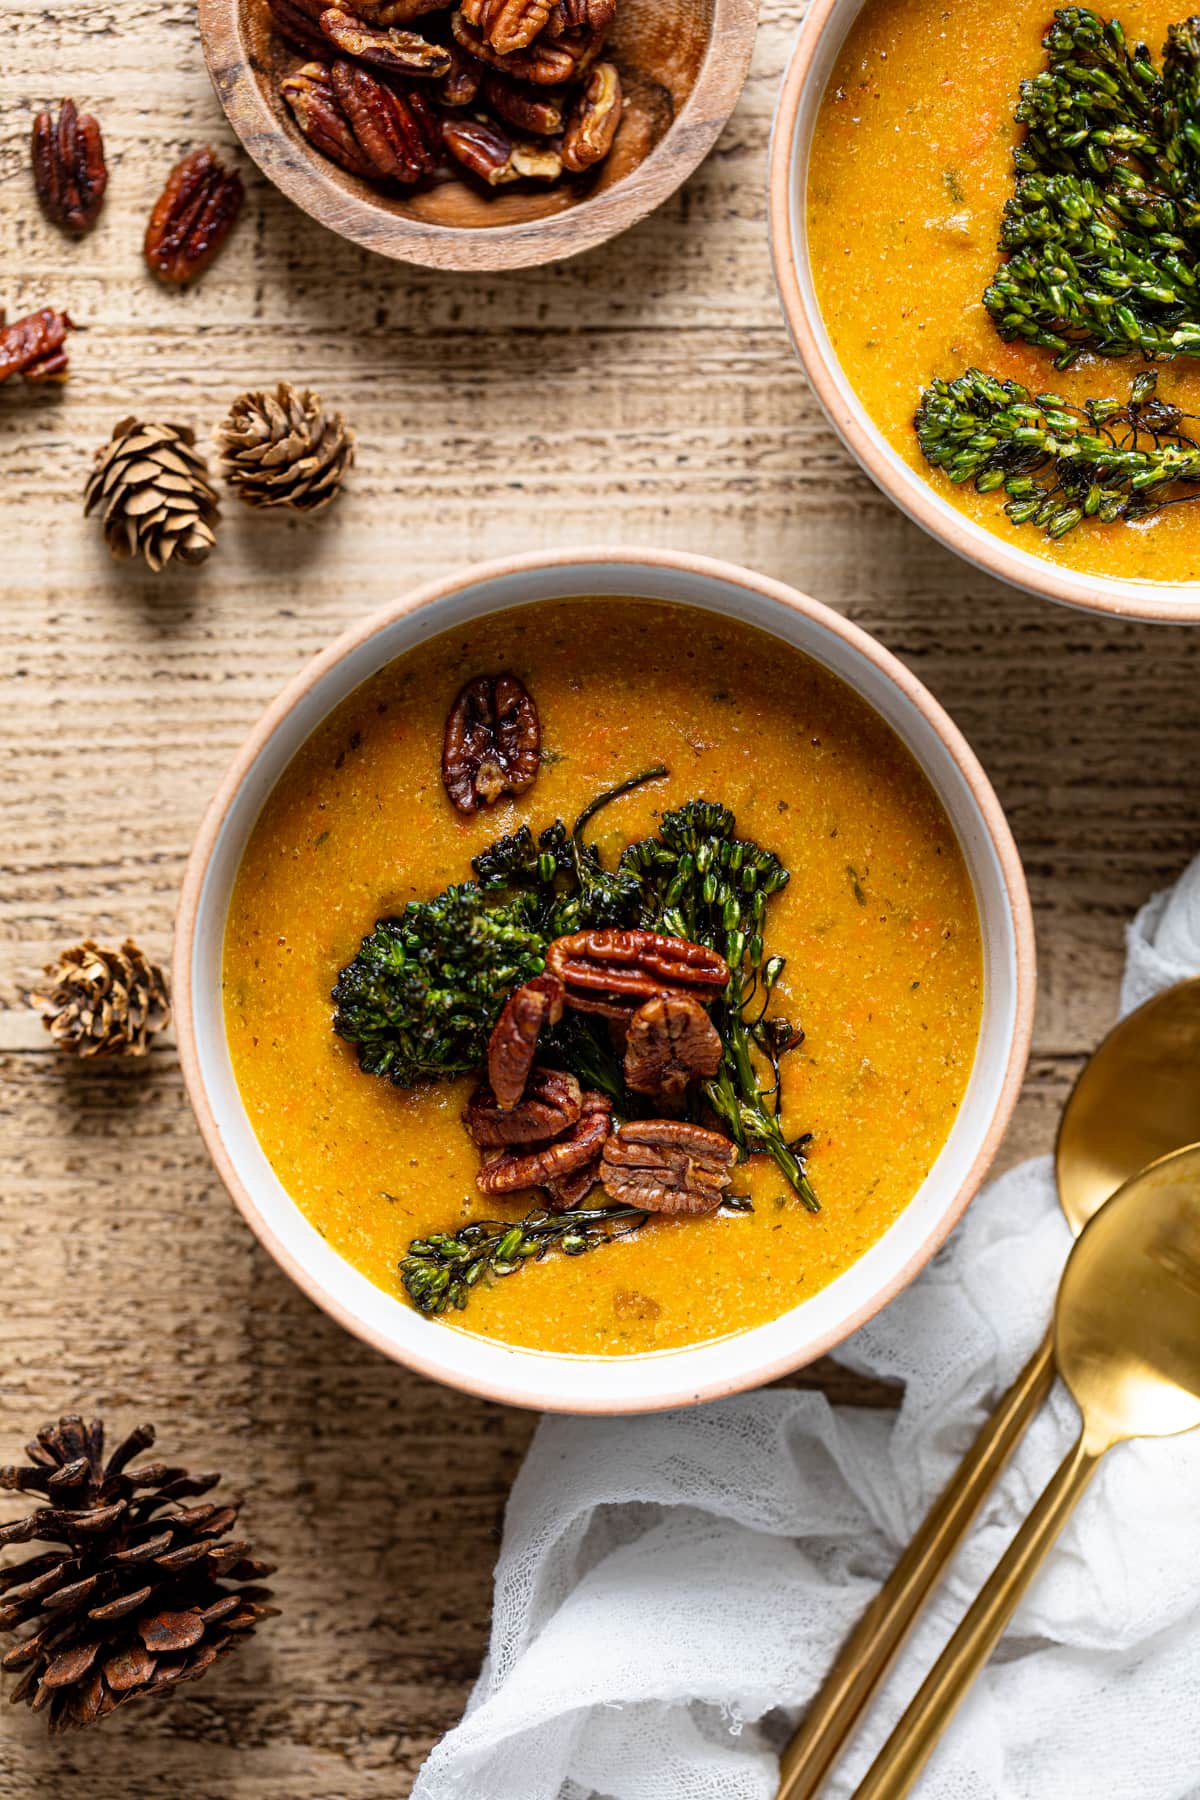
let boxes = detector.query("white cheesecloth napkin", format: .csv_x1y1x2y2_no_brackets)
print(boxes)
412,856,1200,1800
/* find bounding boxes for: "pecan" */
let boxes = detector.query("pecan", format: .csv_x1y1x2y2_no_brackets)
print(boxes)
440,43,485,105
268,0,330,54
545,929,730,1021
281,63,375,176
487,973,564,1108
561,58,621,172
600,1119,736,1216
465,1065,580,1146
354,0,454,16
319,9,453,74
450,12,576,82
0,308,74,385
331,60,442,179
483,71,565,135
624,994,723,1108
442,672,540,812
544,1091,612,1211
31,99,107,233
477,1103,611,1195
546,0,615,34
442,118,563,184
459,0,553,55
144,148,245,286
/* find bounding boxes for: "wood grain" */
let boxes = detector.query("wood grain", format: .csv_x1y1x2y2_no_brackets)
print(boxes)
2,0,1199,1790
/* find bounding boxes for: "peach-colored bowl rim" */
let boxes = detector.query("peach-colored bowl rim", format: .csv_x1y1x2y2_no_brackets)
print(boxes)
767,0,1200,625
174,545,1036,1413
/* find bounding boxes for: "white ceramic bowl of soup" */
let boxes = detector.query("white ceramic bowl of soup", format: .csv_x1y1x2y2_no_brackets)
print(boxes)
768,0,1200,623
175,547,1035,1413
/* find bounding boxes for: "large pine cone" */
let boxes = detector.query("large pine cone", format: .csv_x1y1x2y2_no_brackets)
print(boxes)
33,939,170,1058
216,381,355,513
0,1417,276,1731
84,418,220,572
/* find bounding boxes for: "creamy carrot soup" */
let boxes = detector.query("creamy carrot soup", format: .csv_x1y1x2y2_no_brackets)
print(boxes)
223,599,982,1355
807,0,1200,582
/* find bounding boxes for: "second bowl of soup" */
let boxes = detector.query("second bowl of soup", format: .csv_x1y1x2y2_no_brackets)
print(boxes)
175,548,1034,1412
771,0,1200,619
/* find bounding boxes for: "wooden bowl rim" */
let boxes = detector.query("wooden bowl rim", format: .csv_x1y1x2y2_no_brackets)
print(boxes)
199,0,760,270
173,544,1036,1414
767,0,1200,624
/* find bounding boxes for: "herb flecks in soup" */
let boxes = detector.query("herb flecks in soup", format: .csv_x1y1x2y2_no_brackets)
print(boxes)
808,0,1200,577
223,599,982,1356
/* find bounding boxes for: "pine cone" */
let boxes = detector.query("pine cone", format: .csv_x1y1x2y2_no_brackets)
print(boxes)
0,1416,276,1731
33,939,171,1059
84,418,220,572
216,381,355,513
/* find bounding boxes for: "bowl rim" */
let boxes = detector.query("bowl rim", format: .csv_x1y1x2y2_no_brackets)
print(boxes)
197,0,759,272
767,0,1200,625
174,544,1036,1412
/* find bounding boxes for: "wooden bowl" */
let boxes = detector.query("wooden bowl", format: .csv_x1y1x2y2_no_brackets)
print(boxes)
199,0,759,270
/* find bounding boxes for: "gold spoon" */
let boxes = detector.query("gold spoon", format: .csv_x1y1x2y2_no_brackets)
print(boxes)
852,1140,1200,1798
776,976,1200,1800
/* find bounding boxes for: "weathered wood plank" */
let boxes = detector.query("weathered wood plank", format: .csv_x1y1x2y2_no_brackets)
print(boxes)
2,0,1198,1789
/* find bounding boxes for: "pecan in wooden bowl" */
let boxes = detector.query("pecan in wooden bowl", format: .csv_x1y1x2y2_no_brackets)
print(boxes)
198,0,758,268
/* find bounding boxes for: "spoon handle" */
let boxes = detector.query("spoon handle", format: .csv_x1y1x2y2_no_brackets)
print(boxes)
850,1430,1106,1800
775,1328,1055,1800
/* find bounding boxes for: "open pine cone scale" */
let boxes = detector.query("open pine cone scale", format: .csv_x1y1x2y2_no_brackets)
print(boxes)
0,1417,276,1730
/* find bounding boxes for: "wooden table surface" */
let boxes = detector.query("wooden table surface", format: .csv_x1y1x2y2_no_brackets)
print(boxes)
2,1,1199,1792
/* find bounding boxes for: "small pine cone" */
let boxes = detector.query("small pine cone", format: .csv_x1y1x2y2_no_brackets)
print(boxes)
216,382,355,514
84,418,220,573
33,939,170,1059
0,1416,277,1732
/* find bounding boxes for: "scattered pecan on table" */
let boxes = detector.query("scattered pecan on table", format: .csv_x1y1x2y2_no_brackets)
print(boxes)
476,1098,612,1195
31,99,107,233
545,928,730,1021
465,1065,581,1146
442,672,541,813
600,1119,736,1217
487,973,565,1108
0,308,74,385
144,148,245,286
624,993,723,1108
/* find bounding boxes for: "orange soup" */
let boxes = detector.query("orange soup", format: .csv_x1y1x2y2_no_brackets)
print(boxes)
807,0,1200,582
223,599,982,1355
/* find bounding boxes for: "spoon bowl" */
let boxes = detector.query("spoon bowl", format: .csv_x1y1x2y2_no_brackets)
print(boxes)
1058,1144,1200,1445
1056,978,1200,1235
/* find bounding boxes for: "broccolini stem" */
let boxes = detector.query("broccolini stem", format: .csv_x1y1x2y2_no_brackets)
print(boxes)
571,764,669,844
400,1203,651,1316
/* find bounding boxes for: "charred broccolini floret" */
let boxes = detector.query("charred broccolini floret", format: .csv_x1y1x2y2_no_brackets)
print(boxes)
330,886,548,1086
916,366,1200,536
985,9,1200,363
